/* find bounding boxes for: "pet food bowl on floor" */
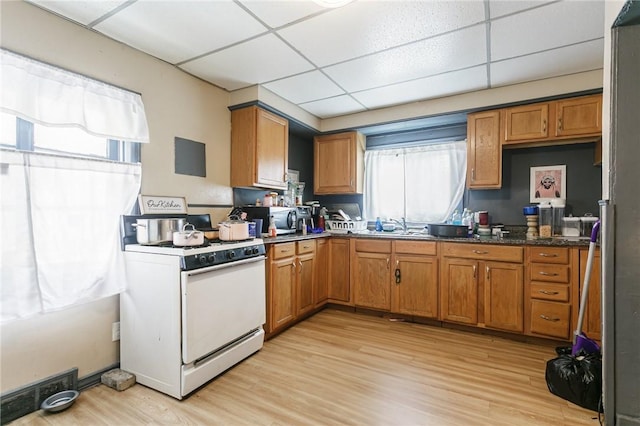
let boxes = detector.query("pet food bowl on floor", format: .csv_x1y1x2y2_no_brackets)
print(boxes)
41,390,79,413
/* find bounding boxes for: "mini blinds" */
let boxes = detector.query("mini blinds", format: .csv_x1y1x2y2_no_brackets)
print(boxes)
0,49,150,143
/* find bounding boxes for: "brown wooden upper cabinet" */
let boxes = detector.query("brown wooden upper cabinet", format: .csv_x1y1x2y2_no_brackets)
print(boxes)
466,110,502,189
554,94,602,138
502,94,602,145
231,106,289,190
314,131,364,194
503,103,550,143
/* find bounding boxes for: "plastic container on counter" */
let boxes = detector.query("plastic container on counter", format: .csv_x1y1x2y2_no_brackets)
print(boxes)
538,202,553,238
562,216,581,237
550,198,566,237
580,216,599,237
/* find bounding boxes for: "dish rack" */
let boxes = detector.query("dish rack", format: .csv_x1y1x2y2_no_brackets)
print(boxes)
325,220,367,234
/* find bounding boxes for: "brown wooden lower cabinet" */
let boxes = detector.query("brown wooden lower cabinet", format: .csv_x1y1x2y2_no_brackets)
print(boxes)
391,254,439,318
484,262,524,332
352,240,392,310
268,252,296,333
440,257,478,325
530,300,571,339
578,248,601,341
314,238,329,307
328,238,350,303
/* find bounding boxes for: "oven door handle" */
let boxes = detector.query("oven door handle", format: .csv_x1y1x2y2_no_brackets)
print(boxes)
183,255,266,277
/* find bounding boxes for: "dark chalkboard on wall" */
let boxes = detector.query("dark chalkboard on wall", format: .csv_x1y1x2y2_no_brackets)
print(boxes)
467,143,602,226
175,137,206,177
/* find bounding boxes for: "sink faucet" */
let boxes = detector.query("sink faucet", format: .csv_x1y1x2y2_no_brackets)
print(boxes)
390,217,407,233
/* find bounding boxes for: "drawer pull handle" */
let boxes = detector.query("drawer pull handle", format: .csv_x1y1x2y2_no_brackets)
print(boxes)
280,249,292,253
540,315,560,322
473,265,477,278
538,271,558,276
472,250,488,255
538,253,558,257
539,290,559,295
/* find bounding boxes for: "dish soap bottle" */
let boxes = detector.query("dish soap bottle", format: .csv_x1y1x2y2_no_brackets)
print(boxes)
268,216,277,238
451,210,462,225
375,217,383,232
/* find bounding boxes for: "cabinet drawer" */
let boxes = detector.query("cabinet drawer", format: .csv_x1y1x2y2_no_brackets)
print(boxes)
442,243,523,263
530,264,570,283
394,240,437,256
530,300,571,339
297,240,316,254
354,239,391,254
530,282,570,302
528,247,570,264
271,242,296,259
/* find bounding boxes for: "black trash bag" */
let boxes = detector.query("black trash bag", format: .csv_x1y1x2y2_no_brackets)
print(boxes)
545,350,603,412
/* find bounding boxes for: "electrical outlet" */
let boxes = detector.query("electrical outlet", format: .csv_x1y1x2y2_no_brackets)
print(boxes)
112,322,120,342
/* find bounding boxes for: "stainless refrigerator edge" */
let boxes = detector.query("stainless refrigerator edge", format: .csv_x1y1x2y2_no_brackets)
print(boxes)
603,4,640,424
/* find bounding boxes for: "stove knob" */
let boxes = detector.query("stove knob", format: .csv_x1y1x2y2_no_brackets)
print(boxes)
227,251,236,260
252,247,260,254
244,248,253,256
199,255,207,264
207,254,215,263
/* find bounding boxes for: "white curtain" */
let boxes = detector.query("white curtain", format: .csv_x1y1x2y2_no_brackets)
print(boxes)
0,49,149,143
0,150,141,323
364,141,467,223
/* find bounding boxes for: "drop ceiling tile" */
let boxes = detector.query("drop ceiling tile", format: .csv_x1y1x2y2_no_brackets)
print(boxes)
491,1,604,61
26,0,128,25
180,34,314,91
278,0,485,67
490,39,604,87
94,0,267,64
299,95,366,119
323,25,487,93
488,1,553,19
353,66,488,110
239,0,326,29
263,71,344,104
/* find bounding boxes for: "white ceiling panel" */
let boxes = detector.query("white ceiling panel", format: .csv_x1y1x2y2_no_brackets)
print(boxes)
179,34,314,91
353,66,488,110
278,0,485,67
263,71,345,104
239,0,326,29
94,0,268,64
488,0,553,19
491,39,604,87
299,95,366,119
26,0,128,25
324,25,487,93
27,0,606,120
491,1,604,61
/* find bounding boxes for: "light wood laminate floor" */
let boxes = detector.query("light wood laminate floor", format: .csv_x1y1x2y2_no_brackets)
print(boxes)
12,309,599,425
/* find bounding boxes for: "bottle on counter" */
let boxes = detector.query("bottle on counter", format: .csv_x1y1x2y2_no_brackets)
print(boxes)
451,210,462,225
268,215,277,238
375,217,383,232
263,193,273,207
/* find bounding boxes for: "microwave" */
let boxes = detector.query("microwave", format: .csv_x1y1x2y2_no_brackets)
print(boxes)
241,206,297,235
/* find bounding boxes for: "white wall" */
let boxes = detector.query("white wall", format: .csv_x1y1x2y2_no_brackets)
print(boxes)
0,1,232,393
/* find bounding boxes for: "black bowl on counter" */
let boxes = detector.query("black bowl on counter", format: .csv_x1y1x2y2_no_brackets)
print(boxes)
426,223,469,237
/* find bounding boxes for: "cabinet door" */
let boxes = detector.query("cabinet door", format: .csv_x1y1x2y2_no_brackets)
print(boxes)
440,258,478,324
579,248,601,341
503,103,549,142
269,257,296,332
314,238,329,307
391,254,438,318
555,94,602,137
484,262,524,332
256,108,288,188
353,252,391,310
314,132,363,194
297,253,315,316
328,238,351,303
466,110,502,189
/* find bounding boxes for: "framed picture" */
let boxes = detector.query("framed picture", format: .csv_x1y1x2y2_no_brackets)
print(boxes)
530,165,566,202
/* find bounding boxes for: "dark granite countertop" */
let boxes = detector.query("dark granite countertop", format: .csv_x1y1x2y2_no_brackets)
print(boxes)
261,230,592,247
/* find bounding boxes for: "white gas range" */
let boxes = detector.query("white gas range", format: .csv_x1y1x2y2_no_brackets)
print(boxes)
121,237,266,399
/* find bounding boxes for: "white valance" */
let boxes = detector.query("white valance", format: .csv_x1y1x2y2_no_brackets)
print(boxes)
0,49,150,143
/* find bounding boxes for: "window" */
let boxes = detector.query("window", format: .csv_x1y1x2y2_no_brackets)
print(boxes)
363,140,467,224
0,49,148,323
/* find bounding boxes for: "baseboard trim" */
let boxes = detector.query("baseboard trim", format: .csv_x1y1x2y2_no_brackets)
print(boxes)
0,363,119,425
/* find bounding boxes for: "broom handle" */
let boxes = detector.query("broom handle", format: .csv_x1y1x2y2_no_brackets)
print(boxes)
575,221,601,339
